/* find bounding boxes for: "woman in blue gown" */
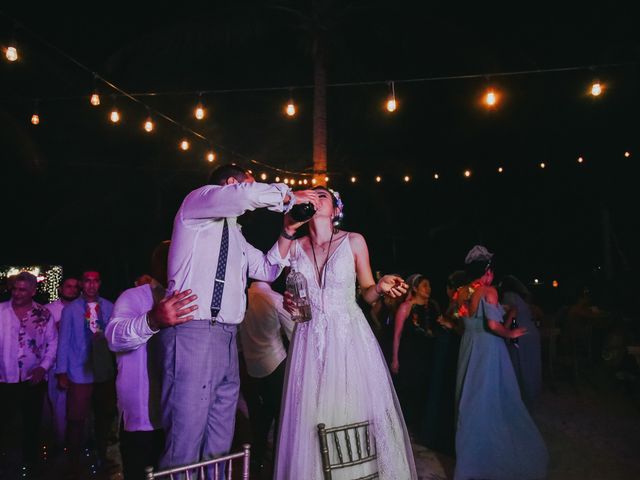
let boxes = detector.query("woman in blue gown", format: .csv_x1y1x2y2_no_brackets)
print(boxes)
454,246,548,480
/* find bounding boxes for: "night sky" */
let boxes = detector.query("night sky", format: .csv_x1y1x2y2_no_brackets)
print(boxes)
1,1,638,307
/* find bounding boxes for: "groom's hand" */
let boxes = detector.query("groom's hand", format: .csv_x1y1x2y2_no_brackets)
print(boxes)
147,290,198,330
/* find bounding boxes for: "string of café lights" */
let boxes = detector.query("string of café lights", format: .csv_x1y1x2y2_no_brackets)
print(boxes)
1,12,635,184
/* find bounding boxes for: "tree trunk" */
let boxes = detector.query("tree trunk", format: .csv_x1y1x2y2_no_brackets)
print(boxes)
312,32,328,186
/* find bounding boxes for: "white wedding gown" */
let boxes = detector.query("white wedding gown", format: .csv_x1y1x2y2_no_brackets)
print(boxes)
274,235,418,479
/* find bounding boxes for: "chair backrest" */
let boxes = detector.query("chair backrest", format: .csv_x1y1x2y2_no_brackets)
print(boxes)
317,421,379,480
145,444,250,480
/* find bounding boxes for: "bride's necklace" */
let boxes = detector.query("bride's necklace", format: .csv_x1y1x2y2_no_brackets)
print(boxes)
310,229,335,289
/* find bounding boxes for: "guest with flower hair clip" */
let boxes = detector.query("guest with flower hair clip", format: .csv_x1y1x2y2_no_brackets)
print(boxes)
453,245,548,480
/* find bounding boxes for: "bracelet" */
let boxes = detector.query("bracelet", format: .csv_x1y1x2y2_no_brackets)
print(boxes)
280,229,296,240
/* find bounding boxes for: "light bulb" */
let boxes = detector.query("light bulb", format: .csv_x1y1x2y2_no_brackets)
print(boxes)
577,156,584,163
375,176,382,182
403,175,410,182
90,93,101,106
275,176,281,182
434,173,439,180
180,140,190,151
386,98,397,112
498,167,504,173
325,176,329,182
144,119,154,132
260,173,267,181
284,178,289,184
207,151,215,162
624,151,630,158
464,170,471,178
110,109,120,123
540,162,546,169
303,179,308,185
590,82,602,96
311,178,317,184
484,89,498,107
351,176,357,183
5,46,18,62
31,114,40,125
195,105,205,120
285,102,296,116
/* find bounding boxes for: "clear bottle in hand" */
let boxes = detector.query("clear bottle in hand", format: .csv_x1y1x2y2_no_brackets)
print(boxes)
286,259,312,323
510,316,519,347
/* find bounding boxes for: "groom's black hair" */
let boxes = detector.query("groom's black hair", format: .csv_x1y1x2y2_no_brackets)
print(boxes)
208,164,249,186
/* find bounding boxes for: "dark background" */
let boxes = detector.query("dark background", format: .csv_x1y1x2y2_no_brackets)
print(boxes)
1,1,637,309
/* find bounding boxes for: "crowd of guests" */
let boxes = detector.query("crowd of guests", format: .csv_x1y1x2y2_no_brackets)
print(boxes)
2,164,634,480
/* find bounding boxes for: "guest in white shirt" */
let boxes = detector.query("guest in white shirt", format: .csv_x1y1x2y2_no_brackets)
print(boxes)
106,241,198,480
44,276,79,448
0,272,57,472
239,280,294,475
158,163,319,475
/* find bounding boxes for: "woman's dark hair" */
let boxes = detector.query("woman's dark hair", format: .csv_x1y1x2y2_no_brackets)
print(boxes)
465,258,494,283
447,270,467,290
208,164,248,185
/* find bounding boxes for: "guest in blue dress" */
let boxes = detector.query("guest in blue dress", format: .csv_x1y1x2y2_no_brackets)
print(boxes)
499,275,543,411
454,246,548,480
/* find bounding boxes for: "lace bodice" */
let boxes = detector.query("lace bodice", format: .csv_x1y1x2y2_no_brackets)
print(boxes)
293,235,360,319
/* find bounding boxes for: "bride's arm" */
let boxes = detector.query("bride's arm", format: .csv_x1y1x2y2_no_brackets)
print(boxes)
350,233,407,305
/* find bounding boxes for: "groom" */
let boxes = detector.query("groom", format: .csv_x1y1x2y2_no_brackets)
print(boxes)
159,164,319,473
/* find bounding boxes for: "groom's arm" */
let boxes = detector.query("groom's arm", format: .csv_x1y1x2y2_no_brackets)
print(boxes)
181,182,294,220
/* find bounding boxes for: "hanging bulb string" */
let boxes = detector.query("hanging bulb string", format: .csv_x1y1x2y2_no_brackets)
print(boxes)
6,61,634,105
0,11,310,177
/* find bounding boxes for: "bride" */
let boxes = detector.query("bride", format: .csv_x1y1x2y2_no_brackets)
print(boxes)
274,186,418,479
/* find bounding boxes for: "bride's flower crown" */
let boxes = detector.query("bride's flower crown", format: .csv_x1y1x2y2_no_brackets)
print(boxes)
328,188,345,226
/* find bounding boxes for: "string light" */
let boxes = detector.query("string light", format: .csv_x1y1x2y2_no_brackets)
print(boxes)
577,156,584,163
464,170,471,178
5,45,18,62
540,162,546,169
386,81,397,112
350,176,357,183
260,173,267,181
325,176,329,182
90,75,101,106
109,108,120,123
180,139,190,151
298,180,303,185
375,176,382,183
303,179,308,185
284,178,289,184
30,101,40,125
194,94,205,120
434,173,439,180
590,81,603,97
311,178,317,185
143,117,154,133
275,176,281,182
403,175,410,182
498,167,504,173
483,88,498,108
206,151,216,162
552,280,559,288
624,151,630,158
